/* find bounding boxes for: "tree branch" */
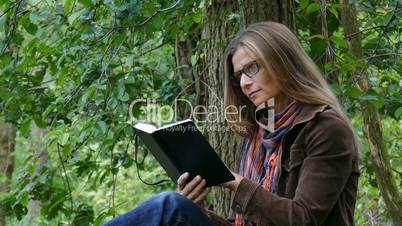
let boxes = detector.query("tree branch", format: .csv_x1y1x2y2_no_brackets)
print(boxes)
0,0,23,56
103,0,182,30
345,25,386,40
57,143,74,213
348,0,400,84
133,40,169,59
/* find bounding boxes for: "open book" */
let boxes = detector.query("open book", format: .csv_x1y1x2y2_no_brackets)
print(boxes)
133,119,234,187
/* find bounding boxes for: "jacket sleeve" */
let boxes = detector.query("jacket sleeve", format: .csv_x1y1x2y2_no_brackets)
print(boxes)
230,111,358,226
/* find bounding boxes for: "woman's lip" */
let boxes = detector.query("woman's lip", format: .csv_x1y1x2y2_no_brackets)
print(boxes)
249,89,261,98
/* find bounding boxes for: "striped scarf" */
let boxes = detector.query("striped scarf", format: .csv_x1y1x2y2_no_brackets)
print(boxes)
235,100,303,226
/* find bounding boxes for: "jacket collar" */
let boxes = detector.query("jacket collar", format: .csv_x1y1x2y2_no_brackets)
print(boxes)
290,103,328,130
253,101,328,132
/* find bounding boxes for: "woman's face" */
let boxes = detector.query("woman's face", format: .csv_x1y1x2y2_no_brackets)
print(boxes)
232,46,281,107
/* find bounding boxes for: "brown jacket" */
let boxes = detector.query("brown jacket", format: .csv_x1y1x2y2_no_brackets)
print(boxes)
208,104,360,226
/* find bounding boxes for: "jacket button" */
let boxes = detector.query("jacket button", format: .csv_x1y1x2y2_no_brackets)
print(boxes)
234,204,242,213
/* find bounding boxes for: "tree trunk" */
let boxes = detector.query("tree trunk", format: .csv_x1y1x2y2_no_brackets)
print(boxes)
238,0,296,31
340,1,402,225
201,1,239,217
201,0,295,217
0,121,16,226
25,126,48,225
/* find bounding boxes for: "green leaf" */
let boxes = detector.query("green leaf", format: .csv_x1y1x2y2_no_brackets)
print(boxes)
124,76,135,84
0,0,7,7
78,0,94,8
64,0,73,14
328,7,339,19
345,86,363,98
20,13,38,35
363,36,378,50
360,95,382,109
307,34,324,40
0,86,12,101
192,9,202,23
16,192,29,206
59,133,70,146
0,53,12,68
113,32,126,47
191,54,198,66
62,144,71,155
19,119,31,137
310,39,326,56
96,121,107,134
44,129,62,142
330,34,348,48
94,211,108,226
72,204,94,225
306,3,319,15
360,95,378,101
394,107,402,118
300,0,309,9
33,115,47,128
25,23,38,35
121,153,133,168
110,167,119,175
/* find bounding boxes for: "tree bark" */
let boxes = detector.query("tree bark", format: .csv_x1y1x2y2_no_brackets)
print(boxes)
238,0,296,31
201,1,239,217
340,1,402,225
0,121,16,226
201,0,295,217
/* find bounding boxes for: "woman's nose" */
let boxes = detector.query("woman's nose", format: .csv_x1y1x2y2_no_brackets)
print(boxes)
240,74,253,88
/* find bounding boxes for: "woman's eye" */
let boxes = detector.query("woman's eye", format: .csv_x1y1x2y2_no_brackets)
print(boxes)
246,63,259,75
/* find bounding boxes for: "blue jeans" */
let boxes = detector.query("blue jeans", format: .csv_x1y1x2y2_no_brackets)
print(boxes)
103,191,215,226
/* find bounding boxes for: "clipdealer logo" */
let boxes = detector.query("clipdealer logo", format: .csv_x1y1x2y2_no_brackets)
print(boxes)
128,80,276,132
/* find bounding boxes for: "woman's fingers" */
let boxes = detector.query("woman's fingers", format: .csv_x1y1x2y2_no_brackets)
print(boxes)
187,179,207,200
177,172,189,191
177,174,209,205
181,175,203,196
194,187,210,204
221,172,243,191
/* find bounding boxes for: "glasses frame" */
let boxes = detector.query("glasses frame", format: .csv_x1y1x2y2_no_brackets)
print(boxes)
231,60,260,87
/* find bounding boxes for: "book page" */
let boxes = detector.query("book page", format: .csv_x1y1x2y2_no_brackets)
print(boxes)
157,119,193,131
134,123,157,133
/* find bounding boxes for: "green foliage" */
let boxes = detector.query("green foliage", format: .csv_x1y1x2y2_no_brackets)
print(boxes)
0,0,400,225
296,1,401,224
1,0,202,224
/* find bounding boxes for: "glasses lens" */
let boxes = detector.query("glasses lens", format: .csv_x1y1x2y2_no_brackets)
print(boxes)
244,61,259,76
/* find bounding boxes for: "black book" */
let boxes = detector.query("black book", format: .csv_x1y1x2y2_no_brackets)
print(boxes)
133,119,234,187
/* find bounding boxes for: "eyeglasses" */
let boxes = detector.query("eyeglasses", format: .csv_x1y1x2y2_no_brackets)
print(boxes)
231,60,260,86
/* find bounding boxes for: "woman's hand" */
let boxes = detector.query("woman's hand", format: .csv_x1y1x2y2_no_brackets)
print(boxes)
177,172,210,211
221,172,243,191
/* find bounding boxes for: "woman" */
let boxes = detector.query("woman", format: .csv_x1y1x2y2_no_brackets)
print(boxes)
103,21,360,226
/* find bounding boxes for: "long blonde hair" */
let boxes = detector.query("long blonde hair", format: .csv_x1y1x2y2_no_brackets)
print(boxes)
224,21,350,137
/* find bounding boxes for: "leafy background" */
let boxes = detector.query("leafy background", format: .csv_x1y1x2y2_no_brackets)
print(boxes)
0,0,400,225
